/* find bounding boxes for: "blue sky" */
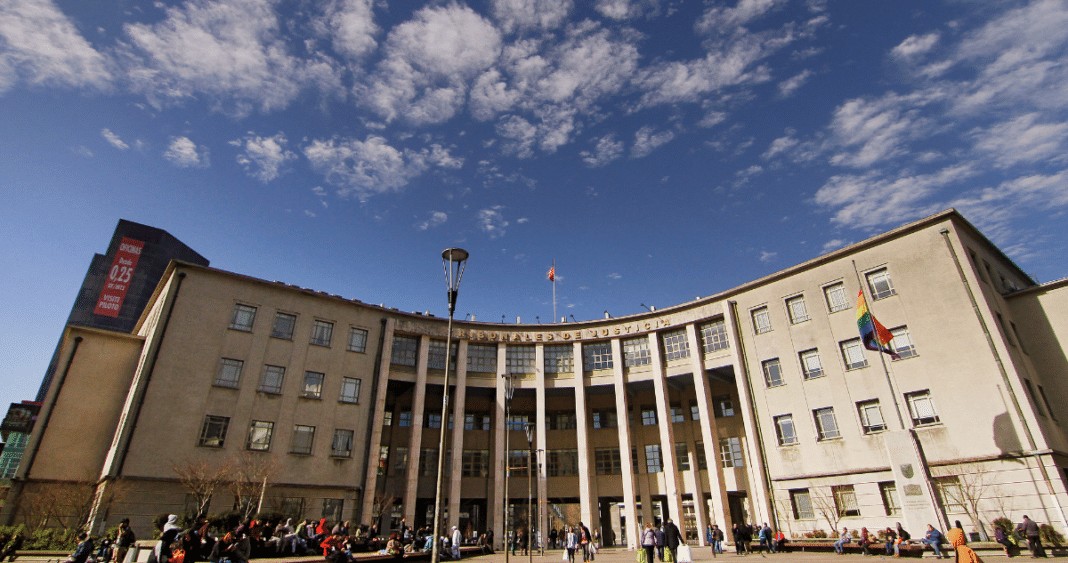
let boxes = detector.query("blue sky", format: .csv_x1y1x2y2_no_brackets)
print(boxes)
3,0,1068,410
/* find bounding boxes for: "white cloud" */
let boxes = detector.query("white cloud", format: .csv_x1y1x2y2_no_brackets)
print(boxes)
759,250,777,263
631,125,674,158
695,0,789,34
581,134,623,167
101,129,129,150
826,92,935,168
163,136,210,168
477,205,509,238
233,132,297,182
516,217,529,223
778,69,812,97
304,210,317,218
491,0,572,33
594,0,660,21
0,0,112,94
417,211,448,231
820,239,849,253
427,144,465,169
321,0,378,60
762,132,798,159
971,113,1068,168
891,32,940,60
607,272,621,279
304,135,439,200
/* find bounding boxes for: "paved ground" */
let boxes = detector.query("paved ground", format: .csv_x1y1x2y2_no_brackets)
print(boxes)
456,547,1060,563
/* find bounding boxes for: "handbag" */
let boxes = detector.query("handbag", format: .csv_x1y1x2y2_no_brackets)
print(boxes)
677,546,692,563
562,550,569,561
637,548,648,563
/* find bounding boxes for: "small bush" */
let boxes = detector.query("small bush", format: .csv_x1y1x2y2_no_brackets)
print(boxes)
207,510,243,534
803,529,827,539
1040,524,1064,547
0,525,78,551
254,511,284,530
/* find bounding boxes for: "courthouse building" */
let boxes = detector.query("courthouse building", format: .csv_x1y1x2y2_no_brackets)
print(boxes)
6,209,1068,548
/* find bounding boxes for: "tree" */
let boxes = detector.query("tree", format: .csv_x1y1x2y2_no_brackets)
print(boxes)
369,486,397,531
935,465,996,541
228,453,274,520
809,488,844,535
173,459,231,518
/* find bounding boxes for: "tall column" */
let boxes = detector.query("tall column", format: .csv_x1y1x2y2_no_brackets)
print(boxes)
535,344,549,552
685,323,729,540
403,335,432,526
647,333,685,529
493,362,508,550
573,341,594,527
448,341,470,530
362,318,396,526
610,338,639,549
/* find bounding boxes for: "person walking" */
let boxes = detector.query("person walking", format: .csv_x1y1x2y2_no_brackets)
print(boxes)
663,518,684,563
641,523,658,563
565,526,579,563
712,525,724,555
1017,515,1045,557
451,526,462,560
921,524,946,559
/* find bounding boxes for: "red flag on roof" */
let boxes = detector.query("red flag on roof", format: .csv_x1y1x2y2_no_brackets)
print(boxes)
547,265,555,282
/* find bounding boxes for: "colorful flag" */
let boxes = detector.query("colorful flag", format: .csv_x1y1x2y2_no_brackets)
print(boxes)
547,265,555,282
856,290,900,360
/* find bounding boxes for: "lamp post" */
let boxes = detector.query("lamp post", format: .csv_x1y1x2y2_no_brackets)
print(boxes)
431,248,468,563
503,373,516,561
526,423,535,563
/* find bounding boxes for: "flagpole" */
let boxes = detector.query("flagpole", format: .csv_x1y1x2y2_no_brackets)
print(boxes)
851,260,907,430
552,260,556,323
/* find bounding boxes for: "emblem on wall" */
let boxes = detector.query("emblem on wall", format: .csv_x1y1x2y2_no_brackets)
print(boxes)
900,464,914,479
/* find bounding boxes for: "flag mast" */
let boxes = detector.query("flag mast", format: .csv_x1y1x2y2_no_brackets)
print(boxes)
551,260,556,323
852,260,907,430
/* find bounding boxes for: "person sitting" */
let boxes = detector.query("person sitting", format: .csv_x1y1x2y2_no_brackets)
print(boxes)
994,526,1014,557
834,528,851,555
321,531,350,563
859,528,872,556
882,528,896,556
921,525,946,559
68,532,95,563
893,523,911,557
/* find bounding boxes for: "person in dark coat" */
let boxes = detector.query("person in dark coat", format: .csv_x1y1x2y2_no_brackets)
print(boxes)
68,532,94,563
663,518,684,562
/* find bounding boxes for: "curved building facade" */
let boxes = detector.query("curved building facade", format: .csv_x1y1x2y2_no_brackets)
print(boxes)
8,209,1068,547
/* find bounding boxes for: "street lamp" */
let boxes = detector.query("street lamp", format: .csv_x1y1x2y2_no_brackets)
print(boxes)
503,373,516,561
431,248,468,563
526,422,535,563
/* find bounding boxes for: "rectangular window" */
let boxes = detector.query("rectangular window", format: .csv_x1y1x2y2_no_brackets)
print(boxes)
969,250,988,283
786,295,809,324
762,358,785,387
462,450,490,477
694,441,708,470
813,407,841,440
996,313,1016,347
392,447,408,473
378,446,389,475
752,306,772,334
547,450,580,476
833,485,860,517
824,282,849,313
857,400,887,434
230,304,257,331
774,414,797,446
427,413,442,429
347,327,368,353
419,448,437,476
623,337,652,367
592,409,618,429
544,344,574,374
279,497,304,519
271,312,296,339
198,415,229,447
247,420,273,451
840,338,868,370
594,448,622,475
331,429,354,457
383,410,393,427
880,482,901,516
322,499,344,522
398,410,412,427
1039,385,1057,421
509,450,530,471
339,377,361,403
547,412,577,430
506,345,536,374
301,371,324,399
670,403,685,423
906,390,939,426
507,414,529,431
214,358,243,388
391,335,418,366
641,407,657,426
645,444,663,473
715,397,735,417
427,339,458,371
700,320,730,353
791,489,814,519
799,349,824,379
675,442,690,471
258,365,285,394
690,400,700,421
1025,380,1045,417
467,343,498,373
631,446,640,474
290,425,315,455
311,320,333,347
1011,322,1028,354
934,476,965,513
583,342,614,371
890,327,917,359
866,268,896,300
661,329,690,361
719,437,744,468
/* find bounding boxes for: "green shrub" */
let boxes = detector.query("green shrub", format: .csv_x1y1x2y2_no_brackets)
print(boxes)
254,511,284,530
1040,524,1064,547
0,525,79,551
207,511,243,534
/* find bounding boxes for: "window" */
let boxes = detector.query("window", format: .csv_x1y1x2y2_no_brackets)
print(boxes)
506,414,529,431
890,327,917,359
631,447,640,474
258,365,285,394
857,400,887,434
996,313,1016,347
548,450,580,476
774,414,797,446
331,429,354,457
391,335,418,366
398,411,412,427
866,268,896,300
547,412,577,430
675,443,690,471
719,437,744,468
799,349,824,380
813,407,840,440
378,446,389,475
509,450,530,471
271,312,296,339
694,441,708,470
595,448,622,475
347,327,368,353
301,371,324,399
1011,322,1027,354
840,339,868,370
641,407,657,426
670,403,685,423
427,339,458,371
383,410,393,427
385,447,404,474
592,409,618,429
905,390,939,426
247,420,274,451
879,482,900,516
506,346,536,374
311,320,333,346
824,282,849,313
1039,386,1057,421
214,358,243,388
198,415,229,447
700,320,729,352
1025,380,1045,417
322,499,344,522
934,476,965,513
419,448,437,476
645,445,663,473
715,397,735,417
969,250,987,283
752,307,772,334
791,489,814,519
583,342,614,371
690,400,700,421
339,377,360,403
291,425,315,455
279,497,304,519
545,344,574,374
623,337,652,367
833,485,860,517
462,450,490,477
762,358,785,387
786,295,809,324
467,344,498,373
230,304,257,331
661,329,690,361
427,413,442,429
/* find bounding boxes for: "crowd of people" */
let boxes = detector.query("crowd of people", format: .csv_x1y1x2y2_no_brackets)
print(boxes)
828,517,1050,559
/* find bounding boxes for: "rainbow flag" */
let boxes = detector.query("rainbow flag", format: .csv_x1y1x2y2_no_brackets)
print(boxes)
856,290,900,360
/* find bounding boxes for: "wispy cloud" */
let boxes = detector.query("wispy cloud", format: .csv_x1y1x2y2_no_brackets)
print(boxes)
631,126,675,158
477,205,509,238
101,129,129,150
163,136,210,168
232,132,297,182
417,211,448,230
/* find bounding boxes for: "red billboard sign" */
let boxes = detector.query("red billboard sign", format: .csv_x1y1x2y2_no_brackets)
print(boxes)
94,237,145,317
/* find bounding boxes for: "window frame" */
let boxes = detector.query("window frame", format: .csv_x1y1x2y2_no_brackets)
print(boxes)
258,364,285,394
347,327,368,353
301,371,324,399
786,295,809,324
824,282,849,313
544,344,574,374
290,424,316,455
661,329,690,361
799,349,824,380
840,338,868,370
866,268,896,300
214,358,244,389
762,358,785,388
857,400,887,434
719,437,744,468
390,335,419,367
310,319,334,347
905,390,940,426
229,304,257,332
247,420,274,451
198,415,230,448
889,326,918,359
339,377,361,404
623,337,652,367
271,312,297,340
773,414,798,446
331,428,354,458
467,343,498,373
791,489,814,519
813,407,841,441
752,306,772,334
644,444,663,473
700,320,730,353
582,342,614,371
